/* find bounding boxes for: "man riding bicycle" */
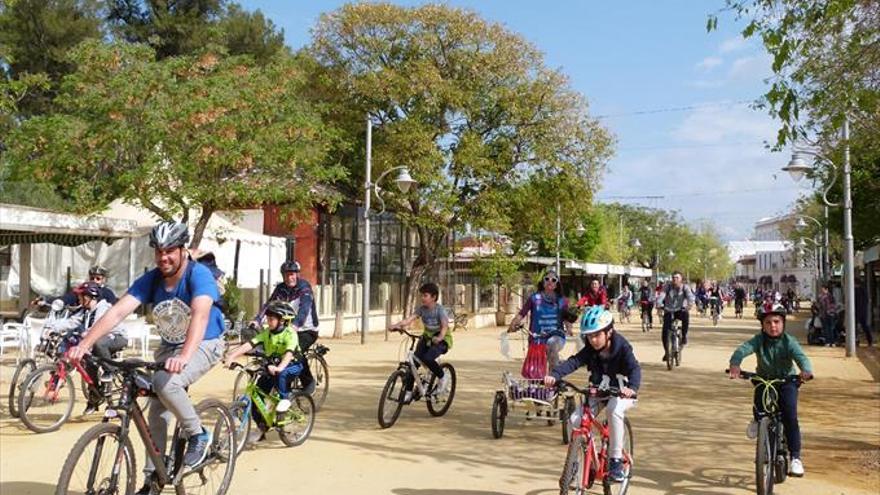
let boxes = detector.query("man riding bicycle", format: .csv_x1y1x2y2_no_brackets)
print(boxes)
69,221,226,494
733,283,747,315
657,271,695,362
251,260,319,394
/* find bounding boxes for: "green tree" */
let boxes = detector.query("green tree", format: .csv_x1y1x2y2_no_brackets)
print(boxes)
309,3,613,311
2,40,344,247
106,0,286,61
0,0,103,114
709,0,880,248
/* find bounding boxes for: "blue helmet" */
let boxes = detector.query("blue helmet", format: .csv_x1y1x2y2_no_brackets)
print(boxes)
580,305,613,335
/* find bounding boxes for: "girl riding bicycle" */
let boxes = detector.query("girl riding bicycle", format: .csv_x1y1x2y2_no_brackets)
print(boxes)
544,306,641,483
509,270,575,372
389,282,452,397
728,302,813,477
224,300,304,443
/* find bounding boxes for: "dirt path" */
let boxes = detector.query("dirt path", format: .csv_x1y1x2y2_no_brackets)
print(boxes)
1,308,878,494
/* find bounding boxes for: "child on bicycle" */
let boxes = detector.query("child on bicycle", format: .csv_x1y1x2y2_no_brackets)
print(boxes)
728,301,813,477
544,306,641,483
224,300,304,440
389,282,452,397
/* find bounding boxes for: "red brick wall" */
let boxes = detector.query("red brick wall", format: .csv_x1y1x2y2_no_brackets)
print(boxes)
262,206,320,285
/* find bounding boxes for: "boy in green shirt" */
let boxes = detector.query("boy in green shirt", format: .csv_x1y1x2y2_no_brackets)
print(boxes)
728,302,813,477
225,300,303,422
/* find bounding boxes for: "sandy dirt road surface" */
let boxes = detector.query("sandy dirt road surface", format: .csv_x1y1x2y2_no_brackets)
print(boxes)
1,308,878,495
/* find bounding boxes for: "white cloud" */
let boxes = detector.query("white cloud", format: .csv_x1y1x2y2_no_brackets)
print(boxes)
601,107,803,240
727,54,772,80
688,79,725,89
696,56,723,71
671,104,778,144
719,36,748,54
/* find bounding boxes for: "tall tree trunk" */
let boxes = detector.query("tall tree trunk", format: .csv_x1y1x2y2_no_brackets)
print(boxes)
190,204,215,249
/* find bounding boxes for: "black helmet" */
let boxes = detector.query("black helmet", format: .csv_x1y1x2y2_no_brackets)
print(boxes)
89,265,109,277
264,300,296,319
280,260,301,274
149,221,190,249
81,281,102,300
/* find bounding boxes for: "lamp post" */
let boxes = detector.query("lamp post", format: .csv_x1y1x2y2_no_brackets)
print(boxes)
794,210,830,280
362,117,416,344
781,118,856,357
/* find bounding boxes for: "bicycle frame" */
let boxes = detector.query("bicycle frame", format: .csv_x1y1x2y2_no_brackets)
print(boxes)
44,355,96,402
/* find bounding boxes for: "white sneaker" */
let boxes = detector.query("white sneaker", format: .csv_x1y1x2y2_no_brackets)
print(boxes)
276,399,291,413
438,373,451,393
790,458,804,477
746,420,758,439
403,391,413,403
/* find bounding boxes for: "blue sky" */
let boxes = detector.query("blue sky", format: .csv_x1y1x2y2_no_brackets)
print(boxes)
240,0,809,240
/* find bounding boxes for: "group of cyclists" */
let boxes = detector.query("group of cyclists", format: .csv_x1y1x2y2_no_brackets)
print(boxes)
505,267,813,485
17,219,814,493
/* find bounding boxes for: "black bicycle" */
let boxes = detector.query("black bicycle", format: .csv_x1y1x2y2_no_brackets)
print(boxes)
727,370,806,495
56,356,236,495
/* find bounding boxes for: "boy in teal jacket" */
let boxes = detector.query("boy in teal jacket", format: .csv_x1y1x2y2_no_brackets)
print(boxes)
729,302,813,477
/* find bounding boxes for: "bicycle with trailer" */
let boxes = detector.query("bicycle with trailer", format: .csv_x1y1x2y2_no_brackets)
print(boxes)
491,325,576,443
377,327,456,429
227,350,316,457
556,379,636,495
726,369,808,495
55,355,236,495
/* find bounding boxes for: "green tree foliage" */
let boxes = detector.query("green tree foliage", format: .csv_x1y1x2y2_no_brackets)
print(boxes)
308,3,613,309
2,41,344,247
710,1,879,248
106,0,285,61
0,0,103,114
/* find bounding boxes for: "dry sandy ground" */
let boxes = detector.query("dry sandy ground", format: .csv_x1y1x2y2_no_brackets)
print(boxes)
0,308,878,495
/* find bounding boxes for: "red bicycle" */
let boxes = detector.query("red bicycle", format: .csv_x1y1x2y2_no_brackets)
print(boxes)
16,347,108,433
556,380,635,495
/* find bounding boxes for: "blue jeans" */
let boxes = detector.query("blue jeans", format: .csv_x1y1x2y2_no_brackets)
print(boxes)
821,315,837,344
257,362,304,399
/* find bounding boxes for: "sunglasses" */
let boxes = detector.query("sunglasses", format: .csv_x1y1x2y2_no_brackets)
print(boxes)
544,277,558,283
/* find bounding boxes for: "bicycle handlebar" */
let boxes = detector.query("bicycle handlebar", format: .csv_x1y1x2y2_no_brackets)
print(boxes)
724,369,809,384
555,379,638,399
388,327,421,340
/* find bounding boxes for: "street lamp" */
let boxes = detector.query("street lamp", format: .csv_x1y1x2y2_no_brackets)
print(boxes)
362,117,416,344
793,211,830,281
781,118,856,357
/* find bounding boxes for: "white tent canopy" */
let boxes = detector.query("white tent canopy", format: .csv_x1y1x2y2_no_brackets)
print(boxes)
4,201,287,303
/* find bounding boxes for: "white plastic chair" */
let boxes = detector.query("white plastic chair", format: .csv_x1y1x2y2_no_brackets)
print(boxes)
0,322,28,363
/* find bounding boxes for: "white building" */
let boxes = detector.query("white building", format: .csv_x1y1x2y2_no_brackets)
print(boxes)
727,215,819,299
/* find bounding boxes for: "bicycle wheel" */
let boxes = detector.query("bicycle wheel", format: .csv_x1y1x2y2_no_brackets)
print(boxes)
278,392,315,447
713,312,719,326
177,398,236,495
18,363,75,433
378,370,407,428
561,396,576,445
229,397,252,458
665,332,674,371
755,417,773,495
490,391,507,439
559,434,589,495
55,422,137,495
8,358,36,418
426,363,456,417
640,313,648,333
231,368,249,402
603,417,635,495
309,353,329,411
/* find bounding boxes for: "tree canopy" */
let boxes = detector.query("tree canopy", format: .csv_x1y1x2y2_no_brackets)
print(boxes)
308,3,613,306
2,41,343,247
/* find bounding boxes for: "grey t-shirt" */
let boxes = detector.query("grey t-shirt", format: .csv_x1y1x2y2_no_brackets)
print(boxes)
415,303,448,334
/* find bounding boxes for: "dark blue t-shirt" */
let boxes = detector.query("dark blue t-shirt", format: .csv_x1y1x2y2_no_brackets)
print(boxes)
128,261,225,341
